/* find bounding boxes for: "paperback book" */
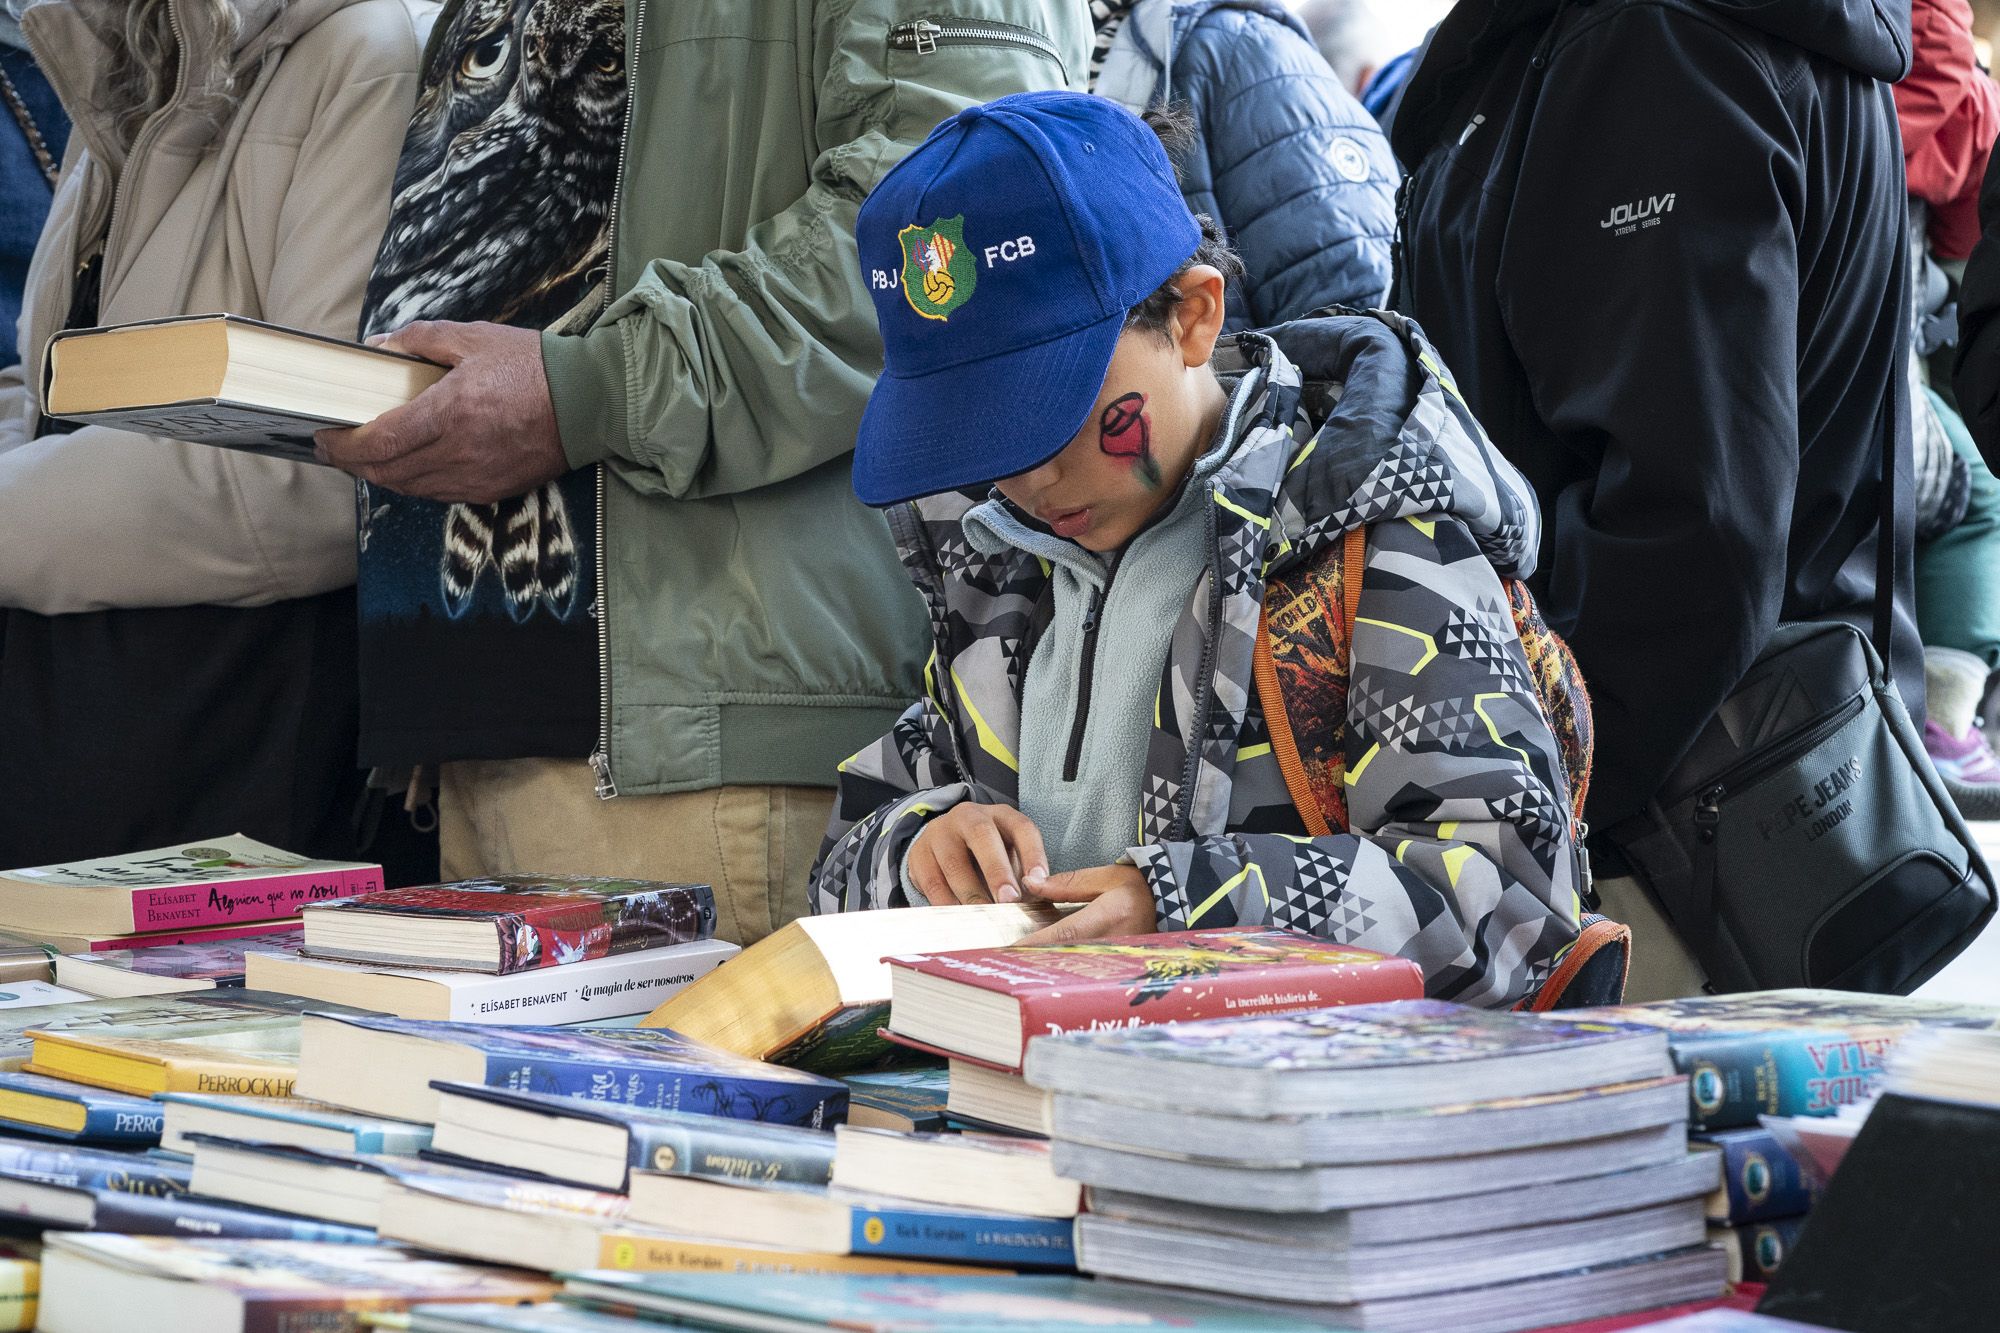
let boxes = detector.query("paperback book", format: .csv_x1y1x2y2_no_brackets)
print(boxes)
5,919,306,958
297,1013,849,1126
886,926,1423,1069
184,1137,419,1231
830,1126,1080,1219
429,1081,834,1191
300,876,716,973
55,930,301,998
0,1070,163,1145
841,1066,950,1133
245,937,737,1024
32,1235,551,1333
4,1182,375,1242
1021,999,1671,1117
1709,1216,1806,1284
0,835,383,937
0,989,363,1072
0,1138,192,1200
157,1093,432,1157
0,982,86,1009
1695,1126,1814,1225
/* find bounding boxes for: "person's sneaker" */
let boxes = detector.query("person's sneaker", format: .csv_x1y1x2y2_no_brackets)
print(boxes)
1926,717,2000,785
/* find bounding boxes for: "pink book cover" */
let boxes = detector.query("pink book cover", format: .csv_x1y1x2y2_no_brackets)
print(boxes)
7,836,384,932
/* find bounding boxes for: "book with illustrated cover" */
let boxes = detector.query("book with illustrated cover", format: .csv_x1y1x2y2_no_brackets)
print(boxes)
25,1030,300,1098
429,1081,833,1192
55,930,301,998
3,919,305,958
625,1174,1075,1268
41,314,446,464
300,876,715,974
1694,1126,1814,1225
0,1138,192,1200
246,938,737,1024
0,835,384,937
0,1070,164,1145
1022,999,1671,1118
1568,990,2000,1129
298,1013,848,1126
886,927,1423,1070
0,982,87,1008
157,1093,431,1157
0,989,362,1072
639,903,1061,1074
33,1235,551,1333
841,1066,950,1133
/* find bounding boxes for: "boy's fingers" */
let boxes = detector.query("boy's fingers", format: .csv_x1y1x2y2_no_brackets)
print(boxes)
905,845,957,907
1026,866,1113,903
930,834,995,906
964,817,1019,903
994,807,1049,885
1019,896,1114,946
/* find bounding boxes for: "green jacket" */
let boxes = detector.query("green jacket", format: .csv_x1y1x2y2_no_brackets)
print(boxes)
539,2,1086,797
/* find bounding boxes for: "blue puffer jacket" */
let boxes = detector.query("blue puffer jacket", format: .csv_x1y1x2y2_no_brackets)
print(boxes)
1096,0,1398,328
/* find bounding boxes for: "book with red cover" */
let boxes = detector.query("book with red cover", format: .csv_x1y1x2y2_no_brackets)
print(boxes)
300,876,716,974
884,926,1424,1071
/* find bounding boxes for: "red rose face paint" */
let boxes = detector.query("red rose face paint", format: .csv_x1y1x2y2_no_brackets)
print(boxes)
1098,391,1161,490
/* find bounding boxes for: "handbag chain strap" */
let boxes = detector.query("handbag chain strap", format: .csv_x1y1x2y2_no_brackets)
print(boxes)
0,61,59,189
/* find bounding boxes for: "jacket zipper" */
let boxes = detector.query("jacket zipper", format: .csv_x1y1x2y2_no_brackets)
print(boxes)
96,0,188,287
889,19,1067,79
1685,693,1870,838
1390,173,1413,308
1061,558,1118,783
590,0,646,801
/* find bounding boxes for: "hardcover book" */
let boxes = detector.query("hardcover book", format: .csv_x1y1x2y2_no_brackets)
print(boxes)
184,1137,423,1231
297,1013,849,1126
1570,990,2000,1128
1695,1126,1814,1225
55,930,301,998
3,918,305,958
1710,1216,1806,1284
9,1182,375,1242
886,927,1424,1070
157,1094,431,1157
0,1138,192,1199
0,1070,164,1145
300,876,716,973
25,1030,300,1098
0,835,383,937
41,314,445,463
245,938,737,1024
1021,999,1672,1117
841,1066,951,1133
0,989,362,1072
33,1235,552,1333
639,902,1061,1074
429,1081,834,1192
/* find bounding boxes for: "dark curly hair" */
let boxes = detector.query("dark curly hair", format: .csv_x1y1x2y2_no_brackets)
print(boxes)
1123,105,1245,339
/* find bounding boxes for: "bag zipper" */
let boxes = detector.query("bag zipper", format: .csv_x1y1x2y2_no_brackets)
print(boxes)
888,19,1068,79
590,0,647,801
1685,693,1870,837
1061,559,1118,783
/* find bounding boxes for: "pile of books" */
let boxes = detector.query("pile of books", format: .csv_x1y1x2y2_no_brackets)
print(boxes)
1024,999,1731,1332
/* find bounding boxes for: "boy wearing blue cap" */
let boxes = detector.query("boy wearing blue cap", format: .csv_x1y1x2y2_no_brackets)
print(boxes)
811,92,1591,1006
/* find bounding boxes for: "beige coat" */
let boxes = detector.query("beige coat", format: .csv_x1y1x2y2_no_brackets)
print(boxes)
0,0,428,612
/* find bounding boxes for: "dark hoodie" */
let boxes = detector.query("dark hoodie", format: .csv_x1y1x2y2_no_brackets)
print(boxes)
1391,0,1919,835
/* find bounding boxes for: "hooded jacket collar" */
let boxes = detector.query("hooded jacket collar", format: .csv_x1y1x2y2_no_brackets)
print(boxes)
1095,0,1311,109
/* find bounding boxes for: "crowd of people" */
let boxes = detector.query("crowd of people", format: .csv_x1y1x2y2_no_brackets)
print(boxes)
3,0,1998,1007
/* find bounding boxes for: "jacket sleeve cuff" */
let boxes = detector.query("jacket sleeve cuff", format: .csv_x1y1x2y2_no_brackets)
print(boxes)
542,321,629,470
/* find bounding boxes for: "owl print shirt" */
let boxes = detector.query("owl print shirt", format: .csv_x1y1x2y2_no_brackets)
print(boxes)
352,0,627,768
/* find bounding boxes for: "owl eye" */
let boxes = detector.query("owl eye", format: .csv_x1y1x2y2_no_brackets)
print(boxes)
595,54,620,75
460,30,509,81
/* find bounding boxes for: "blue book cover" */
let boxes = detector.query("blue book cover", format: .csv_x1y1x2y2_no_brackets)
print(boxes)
80,1186,376,1242
839,1193,1074,1267
0,1138,190,1196
0,1070,162,1145
327,1014,847,1126
155,1092,432,1155
434,1081,834,1187
1695,1126,1814,1225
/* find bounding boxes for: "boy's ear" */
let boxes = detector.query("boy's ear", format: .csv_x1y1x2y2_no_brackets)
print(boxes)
1171,265,1229,368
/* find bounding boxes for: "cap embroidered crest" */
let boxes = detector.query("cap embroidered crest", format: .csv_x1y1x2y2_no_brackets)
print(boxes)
899,216,977,320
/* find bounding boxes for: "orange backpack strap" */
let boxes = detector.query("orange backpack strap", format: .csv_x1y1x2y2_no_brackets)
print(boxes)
1518,914,1631,1010
1254,525,1367,838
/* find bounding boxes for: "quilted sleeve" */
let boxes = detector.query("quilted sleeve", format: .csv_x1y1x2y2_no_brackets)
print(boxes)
1131,515,1585,1008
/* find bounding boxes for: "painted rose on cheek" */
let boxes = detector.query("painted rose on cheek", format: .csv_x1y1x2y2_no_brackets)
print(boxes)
1099,392,1162,490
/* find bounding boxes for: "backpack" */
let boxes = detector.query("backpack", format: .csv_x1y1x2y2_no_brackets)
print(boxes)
1252,524,1628,1009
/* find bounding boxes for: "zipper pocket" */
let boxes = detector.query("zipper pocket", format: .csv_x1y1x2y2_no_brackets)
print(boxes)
889,19,1067,78
1683,693,1870,819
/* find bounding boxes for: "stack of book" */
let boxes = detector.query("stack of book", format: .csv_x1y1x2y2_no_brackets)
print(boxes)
878,925,1424,1134
1023,999,1730,1332
245,876,737,1026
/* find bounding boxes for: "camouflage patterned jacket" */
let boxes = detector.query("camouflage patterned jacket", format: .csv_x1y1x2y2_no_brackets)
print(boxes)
810,312,1586,1007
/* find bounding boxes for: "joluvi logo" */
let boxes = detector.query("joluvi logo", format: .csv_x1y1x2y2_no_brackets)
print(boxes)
900,216,977,320
1601,193,1676,236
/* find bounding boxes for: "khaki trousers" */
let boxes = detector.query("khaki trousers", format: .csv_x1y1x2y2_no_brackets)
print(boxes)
1593,872,1710,1003
438,758,833,946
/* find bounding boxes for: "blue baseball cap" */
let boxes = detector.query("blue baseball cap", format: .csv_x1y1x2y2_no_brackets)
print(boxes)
851,90,1203,507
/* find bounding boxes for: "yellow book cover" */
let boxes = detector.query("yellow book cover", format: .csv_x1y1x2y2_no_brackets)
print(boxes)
24,1031,295,1097
595,1232,998,1278
0,1243,38,1333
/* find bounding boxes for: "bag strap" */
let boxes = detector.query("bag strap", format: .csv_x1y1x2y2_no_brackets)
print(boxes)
1255,525,1368,838
1874,397,1900,676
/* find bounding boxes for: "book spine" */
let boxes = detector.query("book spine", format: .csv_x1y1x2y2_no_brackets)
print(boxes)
630,1124,835,1187
160,1064,295,1099
595,1232,995,1277
81,920,301,951
76,1100,164,1146
499,884,715,974
1672,1029,1891,1130
0,1143,189,1195
1697,1128,1814,1225
1711,1215,1808,1284
129,866,385,933
482,1058,846,1129
87,1189,376,1242
847,1204,1074,1267
1010,961,1424,1060
445,948,730,1025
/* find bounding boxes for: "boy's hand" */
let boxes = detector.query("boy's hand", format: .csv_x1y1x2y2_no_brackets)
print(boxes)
907,804,1048,907
1017,865,1157,944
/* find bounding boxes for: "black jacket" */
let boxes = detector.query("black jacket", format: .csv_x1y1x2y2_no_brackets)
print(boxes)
1954,147,2000,468
1391,0,1920,831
